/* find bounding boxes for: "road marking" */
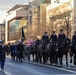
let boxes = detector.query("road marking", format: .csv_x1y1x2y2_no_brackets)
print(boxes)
25,61,76,74
1,70,12,75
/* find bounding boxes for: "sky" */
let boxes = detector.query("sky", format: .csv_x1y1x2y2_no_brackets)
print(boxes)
0,0,31,17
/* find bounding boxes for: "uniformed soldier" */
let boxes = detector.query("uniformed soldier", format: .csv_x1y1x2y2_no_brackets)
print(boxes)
41,32,49,64
49,30,58,64
41,32,49,44
49,30,57,42
58,29,66,65
58,29,66,46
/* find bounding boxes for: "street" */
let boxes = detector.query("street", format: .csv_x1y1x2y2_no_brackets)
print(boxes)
0,57,76,75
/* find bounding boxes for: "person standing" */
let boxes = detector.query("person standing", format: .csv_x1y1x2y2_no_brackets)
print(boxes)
17,41,24,62
0,41,6,70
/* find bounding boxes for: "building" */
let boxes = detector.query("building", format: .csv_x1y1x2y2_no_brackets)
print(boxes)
4,0,75,43
0,24,5,42
0,15,6,43
5,4,31,43
46,0,74,38
30,0,51,39
5,0,51,43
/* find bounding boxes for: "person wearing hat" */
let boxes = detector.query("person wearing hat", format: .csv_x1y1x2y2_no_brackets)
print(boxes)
58,29,66,65
49,30,57,43
17,41,24,62
41,32,49,44
72,31,76,65
49,30,58,64
58,29,66,45
41,32,49,64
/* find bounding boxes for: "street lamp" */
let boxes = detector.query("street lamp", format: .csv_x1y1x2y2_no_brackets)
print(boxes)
54,0,73,38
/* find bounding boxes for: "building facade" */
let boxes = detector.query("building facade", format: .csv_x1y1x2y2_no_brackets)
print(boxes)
3,0,76,43
30,0,51,40
5,0,51,43
46,0,74,38
0,24,5,42
5,5,31,43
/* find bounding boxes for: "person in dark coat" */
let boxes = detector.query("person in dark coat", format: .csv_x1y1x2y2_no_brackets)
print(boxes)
71,31,76,65
41,32,49,44
58,29,66,47
72,31,76,48
41,32,49,64
49,30,58,64
12,43,16,61
49,30,57,42
15,42,19,61
0,41,6,70
58,29,66,65
10,43,13,60
35,38,41,62
5,44,9,55
17,41,24,62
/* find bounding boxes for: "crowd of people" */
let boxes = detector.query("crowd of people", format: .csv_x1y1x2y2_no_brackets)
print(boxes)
6,41,25,62
1,29,76,70
0,41,25,70
40,29,69,65
24,29,76,65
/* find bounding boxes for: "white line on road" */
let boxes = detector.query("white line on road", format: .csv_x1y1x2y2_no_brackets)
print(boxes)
1,70,12,75
25,61,76,74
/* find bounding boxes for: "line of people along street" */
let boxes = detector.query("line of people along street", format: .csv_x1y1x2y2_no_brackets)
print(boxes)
6,41,25,62
24,29,76,66
3,29,76,69
40,29,68,65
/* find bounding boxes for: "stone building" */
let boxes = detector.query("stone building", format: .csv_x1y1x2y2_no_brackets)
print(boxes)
0,24,5,42
5,5,31,43
30,0,51,40
46,0,74,38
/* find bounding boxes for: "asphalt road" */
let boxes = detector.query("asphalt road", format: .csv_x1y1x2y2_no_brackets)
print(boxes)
0,71,6,75
1,57,76,75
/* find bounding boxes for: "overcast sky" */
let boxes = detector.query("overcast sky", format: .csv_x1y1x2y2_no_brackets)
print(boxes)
0,0,31,17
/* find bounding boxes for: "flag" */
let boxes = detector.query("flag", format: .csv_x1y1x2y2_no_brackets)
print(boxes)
21,26,25,42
